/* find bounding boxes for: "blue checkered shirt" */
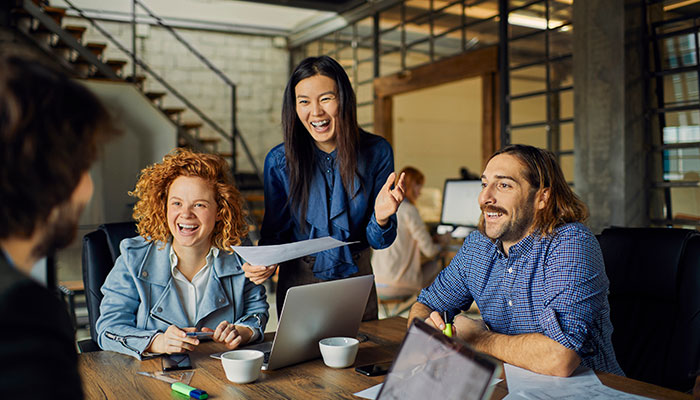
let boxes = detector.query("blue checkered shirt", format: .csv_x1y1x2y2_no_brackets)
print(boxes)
417,222,624,375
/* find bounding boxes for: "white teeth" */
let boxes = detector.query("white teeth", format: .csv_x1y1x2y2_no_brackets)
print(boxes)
178,224,197,229
486,212,501,217
310,120,329,127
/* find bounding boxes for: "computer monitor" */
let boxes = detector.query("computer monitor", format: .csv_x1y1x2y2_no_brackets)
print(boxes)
438,179,482,237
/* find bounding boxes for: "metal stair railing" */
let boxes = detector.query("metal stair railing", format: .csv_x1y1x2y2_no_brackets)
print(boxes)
20,0,118,79
60,0,263,183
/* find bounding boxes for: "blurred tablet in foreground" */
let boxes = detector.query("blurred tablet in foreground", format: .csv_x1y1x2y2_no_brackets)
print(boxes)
377,318,501,400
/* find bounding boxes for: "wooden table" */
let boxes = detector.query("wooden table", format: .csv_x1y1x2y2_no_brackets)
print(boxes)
79,317,692,399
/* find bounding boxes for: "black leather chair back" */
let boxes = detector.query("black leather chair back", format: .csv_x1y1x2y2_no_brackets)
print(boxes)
81,222,138,347
598,227,700,392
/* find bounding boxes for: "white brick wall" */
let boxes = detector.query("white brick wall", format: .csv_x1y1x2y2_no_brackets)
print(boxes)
63,16,289,174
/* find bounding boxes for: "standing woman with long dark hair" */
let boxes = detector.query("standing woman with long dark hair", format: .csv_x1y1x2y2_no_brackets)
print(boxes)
243,56,405,321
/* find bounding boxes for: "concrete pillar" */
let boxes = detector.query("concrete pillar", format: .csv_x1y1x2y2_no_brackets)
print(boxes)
574,0,648,233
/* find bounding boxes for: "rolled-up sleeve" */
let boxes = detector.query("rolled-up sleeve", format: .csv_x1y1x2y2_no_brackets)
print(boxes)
539,229,608,357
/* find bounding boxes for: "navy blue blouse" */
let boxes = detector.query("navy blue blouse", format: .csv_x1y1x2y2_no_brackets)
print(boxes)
260,131,397,280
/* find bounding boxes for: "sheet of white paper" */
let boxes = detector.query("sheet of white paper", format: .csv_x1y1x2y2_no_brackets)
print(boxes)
504,364,651,400
232,237,357,266
354,383,383,399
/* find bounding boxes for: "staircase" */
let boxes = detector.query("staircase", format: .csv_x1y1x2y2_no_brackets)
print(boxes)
6,0,266,234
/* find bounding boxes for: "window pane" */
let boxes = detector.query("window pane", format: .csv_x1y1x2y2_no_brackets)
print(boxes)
664,110,700,130
560,153,574,183
358,103,374,127
661,33,697,70
435,34,463,59
557,88,574,120
511,94,547,125
466,18,499,49
663,147,700,181
511,64,546,96
510,31,546,67
406,41,431,68
550,56,573,89
433,4,463,36
550,1,572,29
511,126,547,148
663,72,699,107
357,82,373,105
671,186,700,223
380,50,403,76
550,25,573,58
508,1,546,39
559,121,574,152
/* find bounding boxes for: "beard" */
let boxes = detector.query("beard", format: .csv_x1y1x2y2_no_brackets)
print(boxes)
481,192,536,244
31,201,84,259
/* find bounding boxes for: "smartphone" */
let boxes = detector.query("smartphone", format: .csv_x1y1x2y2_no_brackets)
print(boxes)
355,362,392,376
162,354,193,372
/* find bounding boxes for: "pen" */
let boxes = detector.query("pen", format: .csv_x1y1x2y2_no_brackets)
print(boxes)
152,313,212,337
171,381,208,399
442,311,453,338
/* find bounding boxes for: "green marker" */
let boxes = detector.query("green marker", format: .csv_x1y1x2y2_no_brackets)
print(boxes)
171,381,208,399
442,311,453,337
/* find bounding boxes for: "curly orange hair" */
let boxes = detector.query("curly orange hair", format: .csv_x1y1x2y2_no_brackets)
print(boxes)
130,148,248,252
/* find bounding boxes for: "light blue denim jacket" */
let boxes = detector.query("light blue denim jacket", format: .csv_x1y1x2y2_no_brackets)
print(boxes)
96,236,268,359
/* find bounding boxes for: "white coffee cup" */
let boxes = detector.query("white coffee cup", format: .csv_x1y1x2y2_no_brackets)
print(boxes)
319,337,359,368
220,349,264,384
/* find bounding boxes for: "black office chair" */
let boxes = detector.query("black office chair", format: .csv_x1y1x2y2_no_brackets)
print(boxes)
598,227,700,392
79,221,138,352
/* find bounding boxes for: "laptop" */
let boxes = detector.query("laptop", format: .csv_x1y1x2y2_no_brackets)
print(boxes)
212,274,373,370
376,318,501,400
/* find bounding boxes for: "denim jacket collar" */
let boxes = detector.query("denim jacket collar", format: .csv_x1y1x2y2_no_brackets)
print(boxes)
138,241,242,327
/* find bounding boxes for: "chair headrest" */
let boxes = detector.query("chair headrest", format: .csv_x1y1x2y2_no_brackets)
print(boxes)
98,222,138,262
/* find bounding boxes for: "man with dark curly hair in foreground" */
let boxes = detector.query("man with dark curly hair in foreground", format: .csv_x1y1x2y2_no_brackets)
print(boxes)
0,52,118,398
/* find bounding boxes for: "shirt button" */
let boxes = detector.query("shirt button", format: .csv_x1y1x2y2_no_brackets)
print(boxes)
327,169,331,173
508,267,513,273
156,307,163,312
142,271,149,277
508,300,513,306
218,298,225,304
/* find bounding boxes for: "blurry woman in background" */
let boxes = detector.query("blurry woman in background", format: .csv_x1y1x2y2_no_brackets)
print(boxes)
244,55,405,321
372,167,448,299
96,149,269,359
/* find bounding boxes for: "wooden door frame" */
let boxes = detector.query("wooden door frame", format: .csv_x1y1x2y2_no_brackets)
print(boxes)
373,45,500,168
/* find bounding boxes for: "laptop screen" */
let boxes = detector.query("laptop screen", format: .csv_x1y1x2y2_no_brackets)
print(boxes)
377,319,500,400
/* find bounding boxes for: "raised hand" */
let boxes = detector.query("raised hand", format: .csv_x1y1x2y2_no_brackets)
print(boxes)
374,172,406,226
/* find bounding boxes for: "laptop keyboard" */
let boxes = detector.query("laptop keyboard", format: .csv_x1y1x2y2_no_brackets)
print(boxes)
264,351,270,363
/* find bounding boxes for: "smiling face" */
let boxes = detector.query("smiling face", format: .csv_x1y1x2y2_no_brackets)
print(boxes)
478,154,544,252
295,74,340,153
166,176,218,254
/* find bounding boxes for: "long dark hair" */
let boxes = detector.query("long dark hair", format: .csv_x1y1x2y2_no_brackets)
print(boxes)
281,56,360,225
478,144,588,236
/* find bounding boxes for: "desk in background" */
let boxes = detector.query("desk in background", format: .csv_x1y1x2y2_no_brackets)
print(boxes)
79,317,692,399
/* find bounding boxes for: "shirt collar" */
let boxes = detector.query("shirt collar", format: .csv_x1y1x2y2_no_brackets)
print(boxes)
315,146,337,162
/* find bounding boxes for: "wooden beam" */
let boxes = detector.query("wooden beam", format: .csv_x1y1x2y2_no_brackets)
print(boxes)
373,96,393,146
374,45,498,99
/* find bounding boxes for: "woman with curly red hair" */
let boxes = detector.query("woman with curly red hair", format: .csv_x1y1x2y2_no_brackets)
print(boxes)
96,149,269,359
